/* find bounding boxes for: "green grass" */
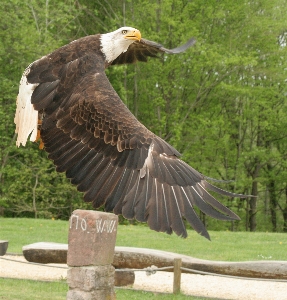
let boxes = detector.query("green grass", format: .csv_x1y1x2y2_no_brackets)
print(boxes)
0,278,67,300
0,278,208,300
1,218,286,300
116,289,209,299
117,224,287,261
1,217,287,261
0,218,69,253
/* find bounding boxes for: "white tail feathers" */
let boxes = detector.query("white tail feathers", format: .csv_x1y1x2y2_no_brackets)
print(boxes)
14,66,39,147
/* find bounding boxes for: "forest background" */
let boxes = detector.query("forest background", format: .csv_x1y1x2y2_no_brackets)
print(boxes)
1,0,287,234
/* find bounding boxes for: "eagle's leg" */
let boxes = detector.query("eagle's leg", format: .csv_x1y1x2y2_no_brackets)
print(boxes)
36,119,44,149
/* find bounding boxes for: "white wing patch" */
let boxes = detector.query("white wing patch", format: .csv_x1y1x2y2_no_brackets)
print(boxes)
14,64,39,147
140,143,153,178
140,143,177,179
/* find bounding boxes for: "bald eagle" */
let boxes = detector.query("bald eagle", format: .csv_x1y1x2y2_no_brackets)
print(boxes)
14,27,245,239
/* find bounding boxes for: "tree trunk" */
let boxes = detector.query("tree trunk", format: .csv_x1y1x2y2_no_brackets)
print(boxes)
283,186,287,232
248,107,263,232
32,173,38,219
245,197,249,231
268,177,277,232
249,180,257,231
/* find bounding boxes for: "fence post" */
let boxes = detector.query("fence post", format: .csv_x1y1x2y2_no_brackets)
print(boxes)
66,210,118,300
0,240,8,256
173,258,182,294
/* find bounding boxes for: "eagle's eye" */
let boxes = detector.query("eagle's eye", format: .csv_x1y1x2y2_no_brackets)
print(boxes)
122,30,128,35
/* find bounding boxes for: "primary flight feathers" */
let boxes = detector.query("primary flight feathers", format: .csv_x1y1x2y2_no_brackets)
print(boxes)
14,27,247,239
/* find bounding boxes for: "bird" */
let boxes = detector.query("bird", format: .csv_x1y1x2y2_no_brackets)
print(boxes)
14,26,246,239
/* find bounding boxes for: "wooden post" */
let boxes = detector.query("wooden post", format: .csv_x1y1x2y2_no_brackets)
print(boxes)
173,258,182,294
66,210,118,300
0,240,8,256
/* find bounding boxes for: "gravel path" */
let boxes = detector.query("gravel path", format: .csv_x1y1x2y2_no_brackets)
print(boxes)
1,254,287,299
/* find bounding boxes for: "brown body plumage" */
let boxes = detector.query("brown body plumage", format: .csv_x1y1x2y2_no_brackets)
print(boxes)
15,27,247,239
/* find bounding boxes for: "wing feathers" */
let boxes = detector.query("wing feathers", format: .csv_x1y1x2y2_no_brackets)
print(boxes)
41,112,242,239
111,37,196,65
31,81,59,110
162,38,196,54
47,138,77,160
134,170,152,222
169,186,187,237
55,144,90,173
181,187,210,239
77,155,108,193
84,161,115,207
18,30,246,239
122,174,143,219
113,169,138,214
53,142,86,169
106,167,130,212
66,149,97,180
70,152,103,186
98,166,124,208
187,186,236,221
195,183,240,220
202,181,250,199
146,179,168,233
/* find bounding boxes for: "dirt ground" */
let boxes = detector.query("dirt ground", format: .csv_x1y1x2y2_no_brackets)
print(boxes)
0,254,286,299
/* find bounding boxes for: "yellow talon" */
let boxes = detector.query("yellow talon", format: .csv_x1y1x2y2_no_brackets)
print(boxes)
36,120,44,149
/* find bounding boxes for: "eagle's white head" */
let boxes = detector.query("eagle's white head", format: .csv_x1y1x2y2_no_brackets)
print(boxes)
100,27,141,63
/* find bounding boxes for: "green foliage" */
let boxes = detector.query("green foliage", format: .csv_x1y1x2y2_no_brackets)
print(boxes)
0,0,88,218
1,0,287,233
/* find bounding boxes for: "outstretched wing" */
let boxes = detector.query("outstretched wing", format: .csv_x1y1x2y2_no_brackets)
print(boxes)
111,37,196,65
17,34,245,239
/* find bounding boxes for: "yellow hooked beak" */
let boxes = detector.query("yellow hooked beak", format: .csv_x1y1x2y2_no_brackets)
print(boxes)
124,29,141,41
